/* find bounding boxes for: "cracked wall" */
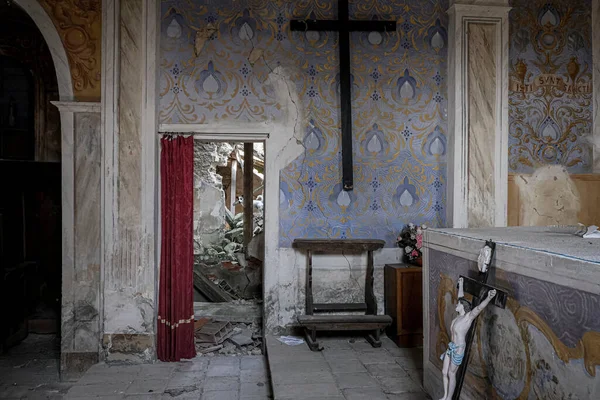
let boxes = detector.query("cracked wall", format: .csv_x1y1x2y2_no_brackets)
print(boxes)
160,1,449,248
159,1,447,333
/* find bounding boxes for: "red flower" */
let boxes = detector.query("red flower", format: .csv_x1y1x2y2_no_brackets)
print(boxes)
411,250,419,257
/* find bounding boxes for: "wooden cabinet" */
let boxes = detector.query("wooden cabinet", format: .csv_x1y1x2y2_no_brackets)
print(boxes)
384,263,423,347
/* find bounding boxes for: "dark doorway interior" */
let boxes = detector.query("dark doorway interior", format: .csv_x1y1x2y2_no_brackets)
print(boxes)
0,2,62,355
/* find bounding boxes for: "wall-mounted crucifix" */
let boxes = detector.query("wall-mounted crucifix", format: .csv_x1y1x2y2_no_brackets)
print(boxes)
291,0,396,191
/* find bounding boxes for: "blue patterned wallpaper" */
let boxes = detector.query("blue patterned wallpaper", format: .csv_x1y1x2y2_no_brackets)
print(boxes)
159,0,449,247
509,0,593,173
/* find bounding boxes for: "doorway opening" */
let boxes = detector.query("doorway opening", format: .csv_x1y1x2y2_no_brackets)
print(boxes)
192,140,265,357
0,0,62,377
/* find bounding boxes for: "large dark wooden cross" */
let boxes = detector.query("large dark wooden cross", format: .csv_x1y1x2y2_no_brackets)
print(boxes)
291,0,396,191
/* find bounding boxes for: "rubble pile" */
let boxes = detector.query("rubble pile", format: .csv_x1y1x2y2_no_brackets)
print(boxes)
194,319,262,356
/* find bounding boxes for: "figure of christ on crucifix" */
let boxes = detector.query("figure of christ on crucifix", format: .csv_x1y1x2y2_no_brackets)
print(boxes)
291,0,396,191
439,277,496,400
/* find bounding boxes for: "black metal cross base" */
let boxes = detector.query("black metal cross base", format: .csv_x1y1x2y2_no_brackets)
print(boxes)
451,240,508,400
291,0,396,191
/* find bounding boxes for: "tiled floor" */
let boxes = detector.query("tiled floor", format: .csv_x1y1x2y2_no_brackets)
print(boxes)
0,334,72,399
266,335,430,400
1,334,429,400
64,356,272,399
0,335,271,400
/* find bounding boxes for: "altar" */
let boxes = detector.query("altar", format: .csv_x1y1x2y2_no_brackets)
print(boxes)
422,227,600,399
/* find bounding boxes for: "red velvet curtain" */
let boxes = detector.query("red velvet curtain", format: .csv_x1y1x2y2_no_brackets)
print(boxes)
157,135,196,361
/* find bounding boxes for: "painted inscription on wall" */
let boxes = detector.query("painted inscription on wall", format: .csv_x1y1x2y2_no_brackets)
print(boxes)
508,0,593,173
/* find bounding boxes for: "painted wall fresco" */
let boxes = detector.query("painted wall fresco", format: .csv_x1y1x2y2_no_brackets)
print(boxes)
428,249,600,399
159,0,449,247
39,0,101,101
509,0,593,173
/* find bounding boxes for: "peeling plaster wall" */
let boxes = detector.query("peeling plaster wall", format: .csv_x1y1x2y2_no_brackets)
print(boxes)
159,1,449,248
513,165,581,226
159,0,445,332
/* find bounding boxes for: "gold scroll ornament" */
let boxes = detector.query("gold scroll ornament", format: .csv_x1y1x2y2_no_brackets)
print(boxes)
39,0,101,101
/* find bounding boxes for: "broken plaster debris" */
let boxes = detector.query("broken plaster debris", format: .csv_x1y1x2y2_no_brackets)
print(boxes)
277,336,305,346
195,321,263,356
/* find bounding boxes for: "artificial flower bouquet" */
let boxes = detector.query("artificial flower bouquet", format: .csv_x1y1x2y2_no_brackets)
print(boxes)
396,223,426,265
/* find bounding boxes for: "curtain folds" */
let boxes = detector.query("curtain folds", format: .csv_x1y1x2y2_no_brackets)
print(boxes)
157,135,196,362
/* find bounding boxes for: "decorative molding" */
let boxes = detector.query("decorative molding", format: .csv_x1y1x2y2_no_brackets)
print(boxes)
100,0,119,358
13,0,74,101
38,0,102,101
52,101,101,113
446,4,510,228
159,124,271,142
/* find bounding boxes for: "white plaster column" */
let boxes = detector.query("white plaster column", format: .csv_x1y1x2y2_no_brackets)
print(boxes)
593,0,600,173
446,0,511,228
52,101,102,379
101,0,159,362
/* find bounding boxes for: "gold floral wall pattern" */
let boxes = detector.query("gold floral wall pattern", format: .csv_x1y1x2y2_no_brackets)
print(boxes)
39,0,101,101
508,0,592,173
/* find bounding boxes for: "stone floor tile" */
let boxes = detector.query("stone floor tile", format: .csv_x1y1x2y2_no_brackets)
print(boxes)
240,369,267,383
376,376,423,394
271,370,335,386
327,358,367,374
333,372,379,389
322,349,359,361
357,350,397,365
176,359,209,372
206,364,240,377
123,394,163,399
202,376,239,392
139,364,177,380
240,381,271,397
201,390,239,400
365,363,408,378
166,371,204,389
342,387,388,400
67,381,130,397
209,357,240,367
240,356,266,370
273,382,342,399
163,386,201,398
126,379,170,395
395,356,423,370
349,340,383,353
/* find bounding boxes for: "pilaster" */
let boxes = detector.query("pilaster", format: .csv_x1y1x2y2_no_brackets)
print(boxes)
52,101,102,380
446,0,511,228
101,0,159,362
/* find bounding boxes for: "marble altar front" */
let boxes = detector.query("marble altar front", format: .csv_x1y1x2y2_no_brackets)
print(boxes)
423,227,600,399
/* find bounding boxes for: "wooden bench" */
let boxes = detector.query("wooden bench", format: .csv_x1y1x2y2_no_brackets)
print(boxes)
292,239,392,351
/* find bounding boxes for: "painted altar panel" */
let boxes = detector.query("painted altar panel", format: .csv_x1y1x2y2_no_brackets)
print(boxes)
428,249,600,399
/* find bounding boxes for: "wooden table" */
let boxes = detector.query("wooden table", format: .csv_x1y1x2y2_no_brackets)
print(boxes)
292,239,392,351
384,263,423,347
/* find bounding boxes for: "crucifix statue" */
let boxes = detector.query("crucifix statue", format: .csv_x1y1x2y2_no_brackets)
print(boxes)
291,0,396,191
439,240,508,400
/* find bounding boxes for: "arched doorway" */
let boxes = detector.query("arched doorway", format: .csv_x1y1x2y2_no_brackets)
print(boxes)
0,0,71,391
